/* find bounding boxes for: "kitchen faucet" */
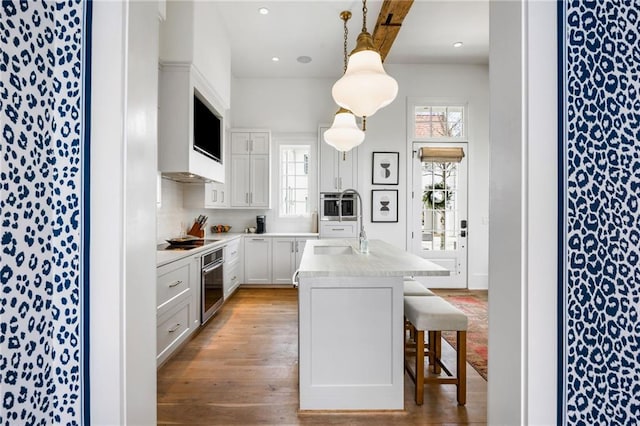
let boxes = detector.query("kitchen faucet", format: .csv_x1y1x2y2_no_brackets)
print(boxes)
338,189,368,254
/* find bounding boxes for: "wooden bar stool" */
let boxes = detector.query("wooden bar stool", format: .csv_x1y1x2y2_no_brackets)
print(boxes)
403,295,468,406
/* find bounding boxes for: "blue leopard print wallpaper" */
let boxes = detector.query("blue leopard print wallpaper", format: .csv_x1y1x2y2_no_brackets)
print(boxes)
563,0,640,424
0,0,90,424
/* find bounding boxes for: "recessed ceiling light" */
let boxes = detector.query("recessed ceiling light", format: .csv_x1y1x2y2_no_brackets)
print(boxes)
453,41,464,48
258,7,269,15
271,56,280,62
297,56,312,64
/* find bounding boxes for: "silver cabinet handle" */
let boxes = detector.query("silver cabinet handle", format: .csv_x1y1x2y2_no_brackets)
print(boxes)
245,193,248,204
291,241,294,253
296,241,299,252
212,190,217,203
168,280,182,288
168,323,181,333
246,139,249,152
334,177,338,189
231,250,237,256
339,177,342,190
221,191,224,203
252,238,264,241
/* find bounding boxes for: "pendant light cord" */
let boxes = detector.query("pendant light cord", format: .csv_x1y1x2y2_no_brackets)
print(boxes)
362,0,367,33
343,14,348,73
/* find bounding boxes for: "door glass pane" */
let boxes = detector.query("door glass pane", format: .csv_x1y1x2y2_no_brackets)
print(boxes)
421,160,460,251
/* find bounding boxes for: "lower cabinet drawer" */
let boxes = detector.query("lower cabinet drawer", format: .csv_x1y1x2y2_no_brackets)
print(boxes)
320,222,356,238
157,298,193,364
157,261,192,309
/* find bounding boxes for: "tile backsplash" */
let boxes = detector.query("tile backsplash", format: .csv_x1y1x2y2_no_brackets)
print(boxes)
157,178,315,243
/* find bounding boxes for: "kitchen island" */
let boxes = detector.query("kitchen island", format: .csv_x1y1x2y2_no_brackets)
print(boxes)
297,239,448,410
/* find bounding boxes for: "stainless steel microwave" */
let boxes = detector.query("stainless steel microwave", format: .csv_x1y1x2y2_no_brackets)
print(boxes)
320,192,357,221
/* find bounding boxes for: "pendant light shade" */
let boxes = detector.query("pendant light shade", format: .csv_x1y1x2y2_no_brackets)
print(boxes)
331,13,398,117
323,108,365,151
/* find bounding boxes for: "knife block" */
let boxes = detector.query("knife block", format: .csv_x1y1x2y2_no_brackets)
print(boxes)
187,223,205,238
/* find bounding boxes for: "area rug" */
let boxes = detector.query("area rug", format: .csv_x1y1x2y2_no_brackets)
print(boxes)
431,289,488,381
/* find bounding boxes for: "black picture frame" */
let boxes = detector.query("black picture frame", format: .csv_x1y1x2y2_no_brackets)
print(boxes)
371,190,399,223
372,152,399,185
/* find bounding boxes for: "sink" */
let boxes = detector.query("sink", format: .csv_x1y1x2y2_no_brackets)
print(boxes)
314,245,354,255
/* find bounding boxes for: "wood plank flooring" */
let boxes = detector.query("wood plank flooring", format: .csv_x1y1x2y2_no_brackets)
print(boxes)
157,288,487,425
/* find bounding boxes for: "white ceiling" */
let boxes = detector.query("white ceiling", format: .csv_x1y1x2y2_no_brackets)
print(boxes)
214,0,489,79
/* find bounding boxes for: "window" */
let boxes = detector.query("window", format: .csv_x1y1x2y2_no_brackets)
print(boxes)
414,105,465,139
280,145,310,216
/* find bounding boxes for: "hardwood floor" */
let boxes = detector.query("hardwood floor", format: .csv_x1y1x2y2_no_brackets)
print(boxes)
157,288,487,425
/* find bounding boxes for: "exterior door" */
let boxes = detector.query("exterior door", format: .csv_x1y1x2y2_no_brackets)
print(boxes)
411,143,468,288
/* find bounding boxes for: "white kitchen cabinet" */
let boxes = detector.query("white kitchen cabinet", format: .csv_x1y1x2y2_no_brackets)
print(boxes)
223,237,241,298
244,237,272,284
320,222,357,239
156,254,200,366
230,130,270,208
272,238,296,284
272,237,317,285
231,132,270,155
183,181,228,209
295,239,308,269
318,127,358,192
158,63,225,183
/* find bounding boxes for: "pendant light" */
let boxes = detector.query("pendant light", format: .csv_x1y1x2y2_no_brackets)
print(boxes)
324,11,365,153
331,0,398,118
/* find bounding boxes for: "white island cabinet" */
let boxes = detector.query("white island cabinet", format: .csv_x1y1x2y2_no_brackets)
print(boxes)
297,239,448,410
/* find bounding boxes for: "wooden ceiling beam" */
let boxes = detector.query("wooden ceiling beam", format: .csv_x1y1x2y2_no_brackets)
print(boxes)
371,0,414,62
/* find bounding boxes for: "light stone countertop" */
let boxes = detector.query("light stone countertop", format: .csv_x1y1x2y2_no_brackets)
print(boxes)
156,232,319,267
156,233,243,267
297,239,449,278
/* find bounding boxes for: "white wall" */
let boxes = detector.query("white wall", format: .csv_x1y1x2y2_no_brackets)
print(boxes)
160,0,231,108
91,1,158,424
231,65,490,288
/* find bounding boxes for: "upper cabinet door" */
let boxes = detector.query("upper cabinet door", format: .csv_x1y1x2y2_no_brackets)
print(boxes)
230,132,270,155
250,155,270,207
318,135,339,192
249,132,270,154
230,155,250,207
337,148,358,191
231,132,251,155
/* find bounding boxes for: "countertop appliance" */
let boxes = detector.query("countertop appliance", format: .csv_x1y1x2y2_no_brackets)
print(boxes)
320,192,357,221
201,246,224,325
256,215,266,234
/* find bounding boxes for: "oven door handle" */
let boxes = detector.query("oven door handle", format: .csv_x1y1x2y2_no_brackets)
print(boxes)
202,260,224,274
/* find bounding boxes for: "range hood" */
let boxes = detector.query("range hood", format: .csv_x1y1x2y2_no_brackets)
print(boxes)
161,172,217,184
158,63,227,184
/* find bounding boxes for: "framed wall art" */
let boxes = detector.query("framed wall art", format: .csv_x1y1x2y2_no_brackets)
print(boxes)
371,190,398,223
372,151,399,185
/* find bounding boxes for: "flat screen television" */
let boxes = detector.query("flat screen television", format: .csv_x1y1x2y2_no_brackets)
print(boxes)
193,93,222,164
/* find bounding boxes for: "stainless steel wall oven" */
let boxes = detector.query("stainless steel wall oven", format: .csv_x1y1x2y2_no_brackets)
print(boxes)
320,192,357,221
201,247,224,324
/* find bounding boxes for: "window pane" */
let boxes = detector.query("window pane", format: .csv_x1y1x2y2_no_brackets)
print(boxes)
414,105,465,139
280,145,310,217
